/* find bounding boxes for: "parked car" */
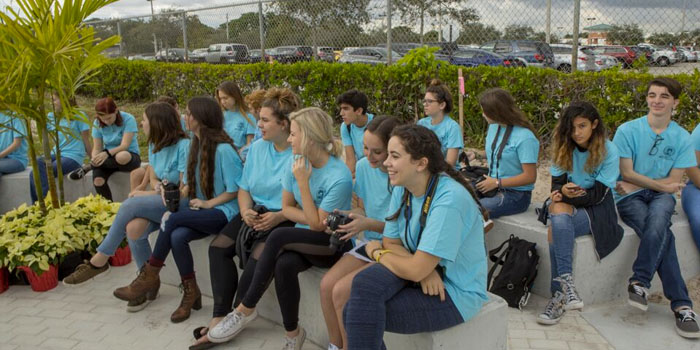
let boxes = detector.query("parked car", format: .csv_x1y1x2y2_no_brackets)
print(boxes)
156,48,189,63
205,43,249,64
678,47,698,62
629,46,653,63
638,43,677,66
384,42,422,55
189,48,208,63
317,46,336,62
249,49,274,63
448,49,514,67
338,47,402,65
128,54,155,61
425,41,460,62
271,46,313,63
595,54,620,70
549,44,598,72
584,45,636,68
479,40,554,68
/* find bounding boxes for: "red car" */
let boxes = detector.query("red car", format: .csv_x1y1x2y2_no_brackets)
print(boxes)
584,45,636,68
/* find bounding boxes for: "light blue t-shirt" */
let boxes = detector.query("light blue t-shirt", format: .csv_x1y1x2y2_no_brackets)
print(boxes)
613,116,697,202
0,112,28,168
484,124,539,191
148,138,190,185
341,113,374,161
383,175,488,322
354,157,391,241
691,124,700,168
282,156,353,229
417,115,464,159
91,111,140,155
239,139,293,211
550,140,620,190
47,112,90,164
185,143,243,220
223,110,257,149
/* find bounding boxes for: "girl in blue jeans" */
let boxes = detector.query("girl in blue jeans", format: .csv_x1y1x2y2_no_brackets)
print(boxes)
475,88,539,218
536,102,623,325
114,96,243,324
343,124,488,349
63,102,188,307
682,123,700,252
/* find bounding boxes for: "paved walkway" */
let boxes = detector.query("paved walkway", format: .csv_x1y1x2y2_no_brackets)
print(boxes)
1,262,617,350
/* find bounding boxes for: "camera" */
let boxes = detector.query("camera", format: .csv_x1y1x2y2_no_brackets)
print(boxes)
326,212,353,251
473,176,498,198
163,182,181,212
252,204,268,215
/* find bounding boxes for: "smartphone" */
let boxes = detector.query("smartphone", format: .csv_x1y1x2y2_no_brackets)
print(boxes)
189,206,200,211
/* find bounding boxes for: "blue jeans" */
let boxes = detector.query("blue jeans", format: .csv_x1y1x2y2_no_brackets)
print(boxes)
479,189,531,219
0,157,25,177
344,264,464,350
681,181,700,252
548,207,590,294
96,194,165,270
151,201,228,279
616,189,692,310
29,156,81,202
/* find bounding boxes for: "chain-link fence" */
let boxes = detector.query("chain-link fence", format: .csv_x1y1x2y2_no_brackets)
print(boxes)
87,0,700,74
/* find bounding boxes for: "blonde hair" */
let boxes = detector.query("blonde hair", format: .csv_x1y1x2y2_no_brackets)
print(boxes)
289,107,343,158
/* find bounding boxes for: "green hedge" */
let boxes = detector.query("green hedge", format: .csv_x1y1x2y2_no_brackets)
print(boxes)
80,59,700,147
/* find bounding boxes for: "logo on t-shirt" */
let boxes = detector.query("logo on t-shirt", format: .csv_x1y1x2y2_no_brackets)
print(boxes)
316,189,325,203
235,122,245,131
663,146,675,158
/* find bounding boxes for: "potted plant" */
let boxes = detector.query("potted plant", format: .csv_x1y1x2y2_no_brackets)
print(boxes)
109,241,132,267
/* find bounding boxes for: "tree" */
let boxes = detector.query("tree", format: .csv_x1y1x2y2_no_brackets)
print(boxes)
0,0,119,213
606,24,644,45
423,30,440,42
647,32,677,46
391,26,422,43
532,32,559,43
456,22,501,44
393,0,479,43
502,25,535,40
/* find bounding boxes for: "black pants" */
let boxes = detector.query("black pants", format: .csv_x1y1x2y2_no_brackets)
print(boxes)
208,214,295,317
240,227,352,331
92,152,141,201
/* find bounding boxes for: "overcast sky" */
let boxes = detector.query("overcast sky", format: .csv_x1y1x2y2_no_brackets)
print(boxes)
1,0,698,37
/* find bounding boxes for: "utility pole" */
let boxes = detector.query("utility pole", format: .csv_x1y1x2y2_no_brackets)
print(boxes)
148,0,157,56
386,0,392,65
681,0,687,33
182,12,188,61
226,13,230,40
117,21,123,57
259,0,265,57
572,0,580,71
545,0,551,43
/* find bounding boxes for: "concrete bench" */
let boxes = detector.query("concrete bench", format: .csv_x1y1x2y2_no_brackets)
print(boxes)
485,203,700,305
0,167,133,214
151,234,508,350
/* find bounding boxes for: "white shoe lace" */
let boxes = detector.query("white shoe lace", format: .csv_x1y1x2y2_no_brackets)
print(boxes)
555,275,580,304
218,310,243,334
678,309,697,323
542,295,562,319
631,283,647,298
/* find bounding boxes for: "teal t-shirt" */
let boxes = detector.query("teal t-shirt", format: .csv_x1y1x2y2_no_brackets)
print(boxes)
239,139,293,211
48,112,90,164
484,124,539,191
340,113,374,161
612,116,697,202
417,115,464,168
282,156,353,229
0,112,28,168
185,143,243,220
383,175,488,322
550,140,620,190
353,157,391,241
223,110,257,149
148,138,190,185
691,124,700,168
91,111,140,155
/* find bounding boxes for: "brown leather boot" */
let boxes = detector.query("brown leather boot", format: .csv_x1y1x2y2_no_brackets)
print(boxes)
113,263,161,301
170,278,202,323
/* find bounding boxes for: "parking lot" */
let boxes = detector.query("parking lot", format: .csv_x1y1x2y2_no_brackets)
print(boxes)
648,61,700,75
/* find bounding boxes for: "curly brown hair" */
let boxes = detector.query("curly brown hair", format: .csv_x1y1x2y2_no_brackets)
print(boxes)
551,101,608,174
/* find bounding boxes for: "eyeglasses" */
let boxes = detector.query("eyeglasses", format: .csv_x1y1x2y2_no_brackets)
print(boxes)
422,99,438,105
649,135,664,156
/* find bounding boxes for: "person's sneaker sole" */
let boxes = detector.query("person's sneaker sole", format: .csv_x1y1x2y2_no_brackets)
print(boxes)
536,316,562,325
563,300,584,311
676,327,700,339
61,265,110,287
627,298,648,311
208,310,258,344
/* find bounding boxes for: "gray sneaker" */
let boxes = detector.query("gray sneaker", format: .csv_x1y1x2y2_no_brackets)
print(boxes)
628,282,648,311
207,309,258,343
282,326,306,350
555,274,584,311
675,308,700,338
537,291,566,325
63,260,109,286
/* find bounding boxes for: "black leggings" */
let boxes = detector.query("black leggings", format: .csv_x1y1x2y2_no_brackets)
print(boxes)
241,227,352,331
208,214,295,317
92,152,141,201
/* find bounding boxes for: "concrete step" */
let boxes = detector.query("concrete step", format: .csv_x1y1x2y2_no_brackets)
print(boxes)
0,167,133,214
485,203,700,305
150,233,508,350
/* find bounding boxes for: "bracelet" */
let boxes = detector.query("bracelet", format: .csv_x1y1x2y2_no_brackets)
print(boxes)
374,249,393,262
368,247,383,260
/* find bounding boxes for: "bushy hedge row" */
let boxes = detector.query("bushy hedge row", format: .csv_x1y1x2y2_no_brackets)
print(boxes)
81,59,700,147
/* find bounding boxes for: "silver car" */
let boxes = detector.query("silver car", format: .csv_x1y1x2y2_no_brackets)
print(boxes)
550,44,598,72
338,47,402,65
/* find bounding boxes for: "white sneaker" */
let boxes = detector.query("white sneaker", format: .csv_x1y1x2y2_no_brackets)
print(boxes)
207,309,258,343
282,326,306,350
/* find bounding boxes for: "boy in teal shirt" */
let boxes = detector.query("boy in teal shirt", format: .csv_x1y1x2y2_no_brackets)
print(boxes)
337,89,373,176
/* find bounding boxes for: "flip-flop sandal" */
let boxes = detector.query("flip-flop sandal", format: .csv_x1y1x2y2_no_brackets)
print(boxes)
189,339,217,350
193,326,208,340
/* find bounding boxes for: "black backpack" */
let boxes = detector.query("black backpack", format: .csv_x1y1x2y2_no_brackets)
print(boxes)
487,234,539,309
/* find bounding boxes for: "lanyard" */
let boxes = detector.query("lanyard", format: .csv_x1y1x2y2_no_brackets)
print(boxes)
403,174,440,253
488,125,514,179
